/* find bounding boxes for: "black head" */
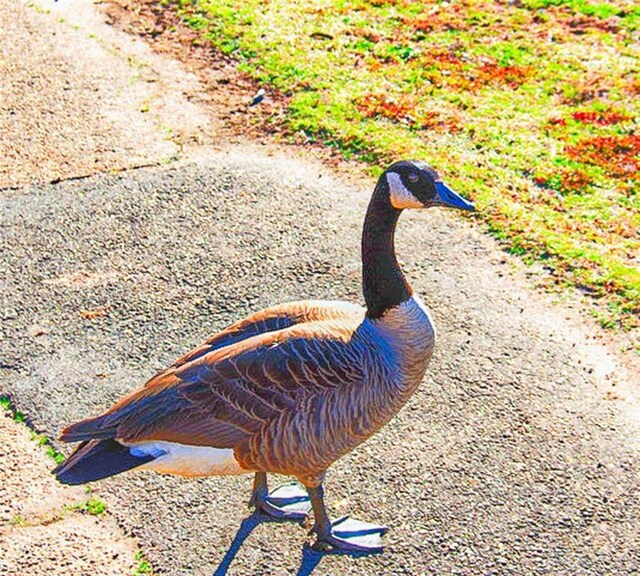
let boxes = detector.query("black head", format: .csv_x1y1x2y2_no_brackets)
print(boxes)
383,160,475,212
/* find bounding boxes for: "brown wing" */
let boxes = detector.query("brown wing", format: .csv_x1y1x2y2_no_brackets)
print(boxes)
144,300,364,387
60,317,368,450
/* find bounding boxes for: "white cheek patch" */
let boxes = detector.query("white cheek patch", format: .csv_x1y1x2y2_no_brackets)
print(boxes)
387,172,423,209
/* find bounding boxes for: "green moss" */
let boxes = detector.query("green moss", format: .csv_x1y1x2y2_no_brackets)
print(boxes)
67,497,108,516
1,395,66,464
133,551,154,575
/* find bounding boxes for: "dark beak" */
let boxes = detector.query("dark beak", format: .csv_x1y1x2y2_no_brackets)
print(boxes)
434,182,475,212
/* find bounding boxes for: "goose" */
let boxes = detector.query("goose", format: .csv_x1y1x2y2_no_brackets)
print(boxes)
54,160,474,552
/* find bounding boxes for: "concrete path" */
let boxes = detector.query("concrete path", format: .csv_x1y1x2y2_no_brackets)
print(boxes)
1,1,638,575
0,0,217,188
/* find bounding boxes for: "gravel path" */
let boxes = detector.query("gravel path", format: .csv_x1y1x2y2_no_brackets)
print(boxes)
1,1,638,576
0,0,216,188
3,152,639,575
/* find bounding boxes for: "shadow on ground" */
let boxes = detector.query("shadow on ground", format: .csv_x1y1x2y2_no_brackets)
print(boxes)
211,511,378,576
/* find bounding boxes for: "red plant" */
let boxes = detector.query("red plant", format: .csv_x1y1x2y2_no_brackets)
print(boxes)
350,26,381,43
559,169,592,193
566,135,640,178
474,63,530,89
572,110,632,125
420,111,463,133
628,77,640,95
534,168,593,194
428,47,463,66
566,15,620,34
412,14,465,33
357,93,416,123
356,93,462,132
534,175,548,186
408,3,465,33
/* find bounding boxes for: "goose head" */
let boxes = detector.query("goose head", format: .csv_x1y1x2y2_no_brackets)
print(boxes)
384,160,475,212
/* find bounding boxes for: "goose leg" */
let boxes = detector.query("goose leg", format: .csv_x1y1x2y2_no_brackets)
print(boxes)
248,472,311,521
307,484,388,553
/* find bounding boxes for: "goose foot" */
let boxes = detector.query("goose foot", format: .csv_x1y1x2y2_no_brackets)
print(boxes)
310,515,388,553
306,482,387,553
248,473,311,521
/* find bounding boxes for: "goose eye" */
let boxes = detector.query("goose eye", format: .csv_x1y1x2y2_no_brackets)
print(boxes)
407,173,419,184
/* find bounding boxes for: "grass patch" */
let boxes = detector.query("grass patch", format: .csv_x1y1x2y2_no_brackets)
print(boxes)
66,497,108,516
168,0,639,339
10,515,27,527
1,395,66,464
133,551,154,575
80,497,108,516
1,396,113,531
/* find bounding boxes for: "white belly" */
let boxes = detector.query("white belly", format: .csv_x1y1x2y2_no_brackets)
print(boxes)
126,440,249,477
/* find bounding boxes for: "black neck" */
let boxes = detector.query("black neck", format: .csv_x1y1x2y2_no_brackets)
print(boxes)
362,180,412,319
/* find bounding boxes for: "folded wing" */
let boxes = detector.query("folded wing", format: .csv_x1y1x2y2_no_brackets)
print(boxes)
60,319,367,454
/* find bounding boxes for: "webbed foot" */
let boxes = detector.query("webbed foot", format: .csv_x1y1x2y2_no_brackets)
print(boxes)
310,515,388,553
248,473,311,521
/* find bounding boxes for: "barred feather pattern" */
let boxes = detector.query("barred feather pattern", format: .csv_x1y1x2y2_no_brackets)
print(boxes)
237,297,435,486
61,298,434,487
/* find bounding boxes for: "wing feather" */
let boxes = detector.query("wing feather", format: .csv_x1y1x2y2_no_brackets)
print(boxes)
62,310,369,452
145,300,364,388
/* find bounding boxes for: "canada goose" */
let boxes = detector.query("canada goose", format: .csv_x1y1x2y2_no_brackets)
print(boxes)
54,160,474,552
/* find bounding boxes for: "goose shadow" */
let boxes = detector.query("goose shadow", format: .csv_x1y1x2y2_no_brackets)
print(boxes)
295,544,379,576
210,511,381,576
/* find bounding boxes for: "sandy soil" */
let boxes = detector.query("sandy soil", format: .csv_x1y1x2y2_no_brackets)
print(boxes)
0,408,139,576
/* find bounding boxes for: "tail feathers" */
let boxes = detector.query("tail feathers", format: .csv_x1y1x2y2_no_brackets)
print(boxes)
53,439,156,485
60,415,115,443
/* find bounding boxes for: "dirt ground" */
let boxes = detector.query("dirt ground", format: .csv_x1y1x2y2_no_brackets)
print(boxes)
0,408,140,576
